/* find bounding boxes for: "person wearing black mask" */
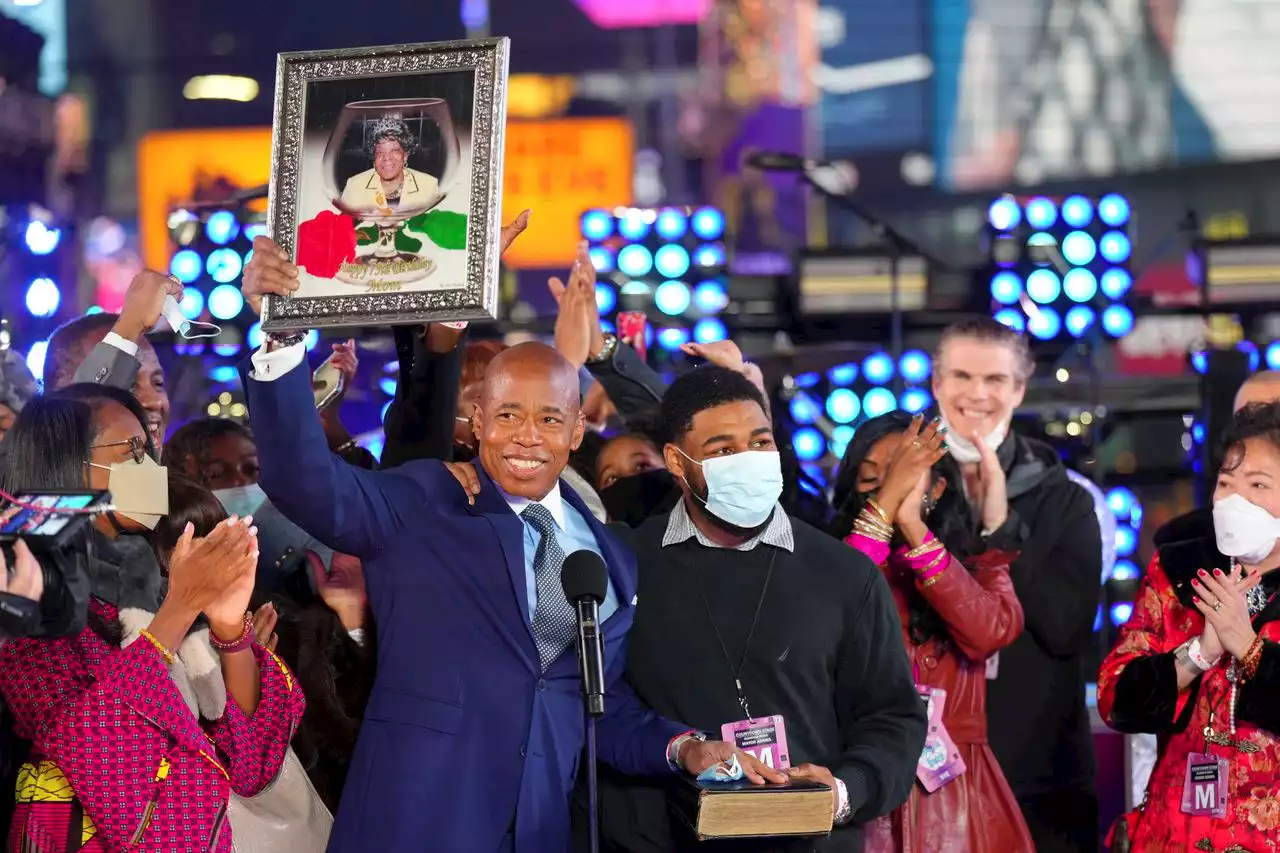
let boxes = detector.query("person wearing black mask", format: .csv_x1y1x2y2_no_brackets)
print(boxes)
593,432,679,527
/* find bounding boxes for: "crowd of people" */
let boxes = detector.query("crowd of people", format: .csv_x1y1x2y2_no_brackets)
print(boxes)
0,219,1277,853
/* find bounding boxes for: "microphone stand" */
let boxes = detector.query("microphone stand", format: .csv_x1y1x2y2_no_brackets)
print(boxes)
794,166,947,397
586,714,600,853
574,597,607,853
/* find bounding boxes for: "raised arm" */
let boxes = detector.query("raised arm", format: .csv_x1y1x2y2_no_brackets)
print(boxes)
239,342,430,558
381,324,466,468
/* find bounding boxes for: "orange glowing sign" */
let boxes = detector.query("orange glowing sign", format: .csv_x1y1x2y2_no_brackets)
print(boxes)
500,118,634,269
137,128,273,272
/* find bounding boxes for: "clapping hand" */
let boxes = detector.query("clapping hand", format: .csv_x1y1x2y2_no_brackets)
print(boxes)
973,432,1009,533
876,415,946,521
167,517,259,639
549,242,602,368
1192,567,1262,659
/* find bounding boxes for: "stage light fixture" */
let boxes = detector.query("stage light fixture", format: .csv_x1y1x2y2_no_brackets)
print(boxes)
691,207,726,240
207,248,243,283
790,392,821,425
825,388,861,424
1026,269,1061,304
694,244,726,268
988,197,1021,231
617,245,654,277
1101,304,1134,337
208,284,244,320
990,271,1023,305
1063,269,1098,302
1111,560,1140,582
862,387,897,418
1268,341,1280,370
179,289,205,320
994,308,1026,332
617,209,652,241
898,350,931,383
595,283,617,315
170,249,204,284
1099,232,1131,264
24,277,60,318
1061,195,1094,228
827,363,858,385
580,210,614,241
26,341,48,381
24,220,60,255
862,352,894,385
1110,602,1133,626
693,281,728,313
1064,306,1096,338
657,326,690,350
793,427,826,462
1025,197,1057,229
655,208,688,241
1027,307,1062,340
693,318,727,344
205,210,240,245
654,280,691,315
1098,194,1130,227
830,426,855,459
589,247,615,273
900,388,932,414
654,244,691,279
1061,232,1097,266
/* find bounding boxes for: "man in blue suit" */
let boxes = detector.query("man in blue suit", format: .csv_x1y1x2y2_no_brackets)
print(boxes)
243,335,780,853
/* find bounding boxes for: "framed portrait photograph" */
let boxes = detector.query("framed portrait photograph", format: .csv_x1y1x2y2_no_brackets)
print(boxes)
261,37,509,331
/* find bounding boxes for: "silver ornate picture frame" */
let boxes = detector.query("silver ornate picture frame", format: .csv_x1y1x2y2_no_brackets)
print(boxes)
261,38,509,331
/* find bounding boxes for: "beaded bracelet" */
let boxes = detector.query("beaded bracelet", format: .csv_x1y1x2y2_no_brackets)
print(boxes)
209,615,255,654
138,629,175,664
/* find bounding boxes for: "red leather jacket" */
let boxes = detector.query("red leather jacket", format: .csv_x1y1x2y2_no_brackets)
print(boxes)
846,534,1035,853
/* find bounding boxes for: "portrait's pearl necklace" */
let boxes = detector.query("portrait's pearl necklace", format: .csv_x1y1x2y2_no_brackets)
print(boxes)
1226,559,1271,734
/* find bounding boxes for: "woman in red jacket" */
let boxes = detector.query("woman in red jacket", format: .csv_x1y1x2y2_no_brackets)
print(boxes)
1099,401,1280,852
831,412,1033,853
0,387,304,853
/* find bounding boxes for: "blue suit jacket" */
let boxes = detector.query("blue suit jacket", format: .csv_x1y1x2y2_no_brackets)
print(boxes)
242,359,685,853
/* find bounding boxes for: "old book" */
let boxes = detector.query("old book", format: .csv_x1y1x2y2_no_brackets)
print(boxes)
681,777,834,841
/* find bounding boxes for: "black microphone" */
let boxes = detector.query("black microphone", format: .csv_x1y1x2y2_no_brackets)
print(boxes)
744,151,821,171
561,551,609,717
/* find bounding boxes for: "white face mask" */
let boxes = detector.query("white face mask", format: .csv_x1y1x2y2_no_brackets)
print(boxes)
89,454,170,530
1213,493,1280,566
939,415,1007,464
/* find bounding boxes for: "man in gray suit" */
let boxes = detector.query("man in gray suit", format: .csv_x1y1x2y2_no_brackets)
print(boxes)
44,271,179,449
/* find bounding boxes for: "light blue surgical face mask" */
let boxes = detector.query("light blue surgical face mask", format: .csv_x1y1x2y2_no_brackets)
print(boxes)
677,448,784,529
212,483,268,519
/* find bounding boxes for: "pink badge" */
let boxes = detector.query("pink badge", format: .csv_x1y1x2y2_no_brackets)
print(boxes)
721,715,791,771
1181,752,1228,818
916,687,966,793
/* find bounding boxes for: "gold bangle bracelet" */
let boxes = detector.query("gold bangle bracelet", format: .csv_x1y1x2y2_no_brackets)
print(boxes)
865,499,892,526
906,539,944,559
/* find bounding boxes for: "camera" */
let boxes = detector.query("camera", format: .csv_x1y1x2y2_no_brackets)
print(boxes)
0,490,108,640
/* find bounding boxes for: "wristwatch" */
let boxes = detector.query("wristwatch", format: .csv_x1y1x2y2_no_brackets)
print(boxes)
667,730,707,770
265,330,308,351
586,332,618,365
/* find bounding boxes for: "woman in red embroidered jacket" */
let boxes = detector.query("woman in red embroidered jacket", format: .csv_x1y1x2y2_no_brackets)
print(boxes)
831,412,1034,853
0,387,304,853
1099,402,1280,853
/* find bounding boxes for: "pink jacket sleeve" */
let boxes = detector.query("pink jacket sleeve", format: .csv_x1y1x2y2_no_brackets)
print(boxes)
206,643,306,797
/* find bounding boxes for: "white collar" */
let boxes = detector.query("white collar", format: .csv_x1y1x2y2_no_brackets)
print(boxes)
500,479,566,530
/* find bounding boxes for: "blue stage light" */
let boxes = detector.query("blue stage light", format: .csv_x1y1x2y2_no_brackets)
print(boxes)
617,245,654,277
899,350,931,383
206,248,243,284
381,401,393,423
304,330,320,351
789,392,821,425
1111,560,1140,582
1061,232,1097,266
207,284,244,320
24,220,60,255
655,208,688,241
379,376,398,396
179,288,205,320
862,352,895,385
793,428,826,462
1094,606,1103,632
654,244,691,279
693,318,727,344
1106,486,1137,517
1025,197,1057,229
693,280,728,313
1063,269,1098,302
794,372,820,389
1192,421,1205,444
691,207,726,240
1027,307,1062,340
1064,306,1096,338
247,322,264,349
830,426,855,459
1101,304,1134,337
242,249,254,269
599,319,615,335
1099,232,1132,264
1110,602,1134,626
657,327,690,350
617,210,650,241
589,247,615,273
212,342,240,358
826,388,861,424
987,197,1021,231
243,223,268,242
205,210,240,246
1115,526,1137,558
170,249,204,284
1100,268,1133,300
862,387,898,418
1239,341,1261,372
827,363,858,385
1191,351,1208,374
901,388,932,414
994,308,1026,332
26,341,47,382
990,271,1023,305
1098,194,1130,227
1026,269,1061,304
1061,195,1094,228
25,277,60,318
580,209,614,241
1268,341,1280,370
595,284,617,315
654,280,691,315
208,365,239,384
694,243,726,268
86,306,104,315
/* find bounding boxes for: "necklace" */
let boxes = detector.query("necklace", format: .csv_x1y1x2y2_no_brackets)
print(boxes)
1224,558,1271,735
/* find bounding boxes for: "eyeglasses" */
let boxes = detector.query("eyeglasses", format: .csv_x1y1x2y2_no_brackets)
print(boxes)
91,436,148,464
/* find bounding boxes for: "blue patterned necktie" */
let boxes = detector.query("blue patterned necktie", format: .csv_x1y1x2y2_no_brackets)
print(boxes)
521,503,578,670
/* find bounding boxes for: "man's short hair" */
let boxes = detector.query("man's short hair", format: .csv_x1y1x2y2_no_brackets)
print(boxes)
934,317,1036,383
657,365,768,447
45,312,121,390
365,118,418,159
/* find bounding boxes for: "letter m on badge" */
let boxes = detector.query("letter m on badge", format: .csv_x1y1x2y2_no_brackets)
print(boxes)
1195,784,1215,811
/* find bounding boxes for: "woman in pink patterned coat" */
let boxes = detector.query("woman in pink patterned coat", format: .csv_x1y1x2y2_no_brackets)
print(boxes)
0,388,305,853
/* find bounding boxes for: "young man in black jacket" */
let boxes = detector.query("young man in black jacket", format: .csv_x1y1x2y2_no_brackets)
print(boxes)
591,366,926,852
932,319,1102,853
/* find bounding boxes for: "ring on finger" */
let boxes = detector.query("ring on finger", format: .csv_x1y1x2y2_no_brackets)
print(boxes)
1212,599,1223,612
